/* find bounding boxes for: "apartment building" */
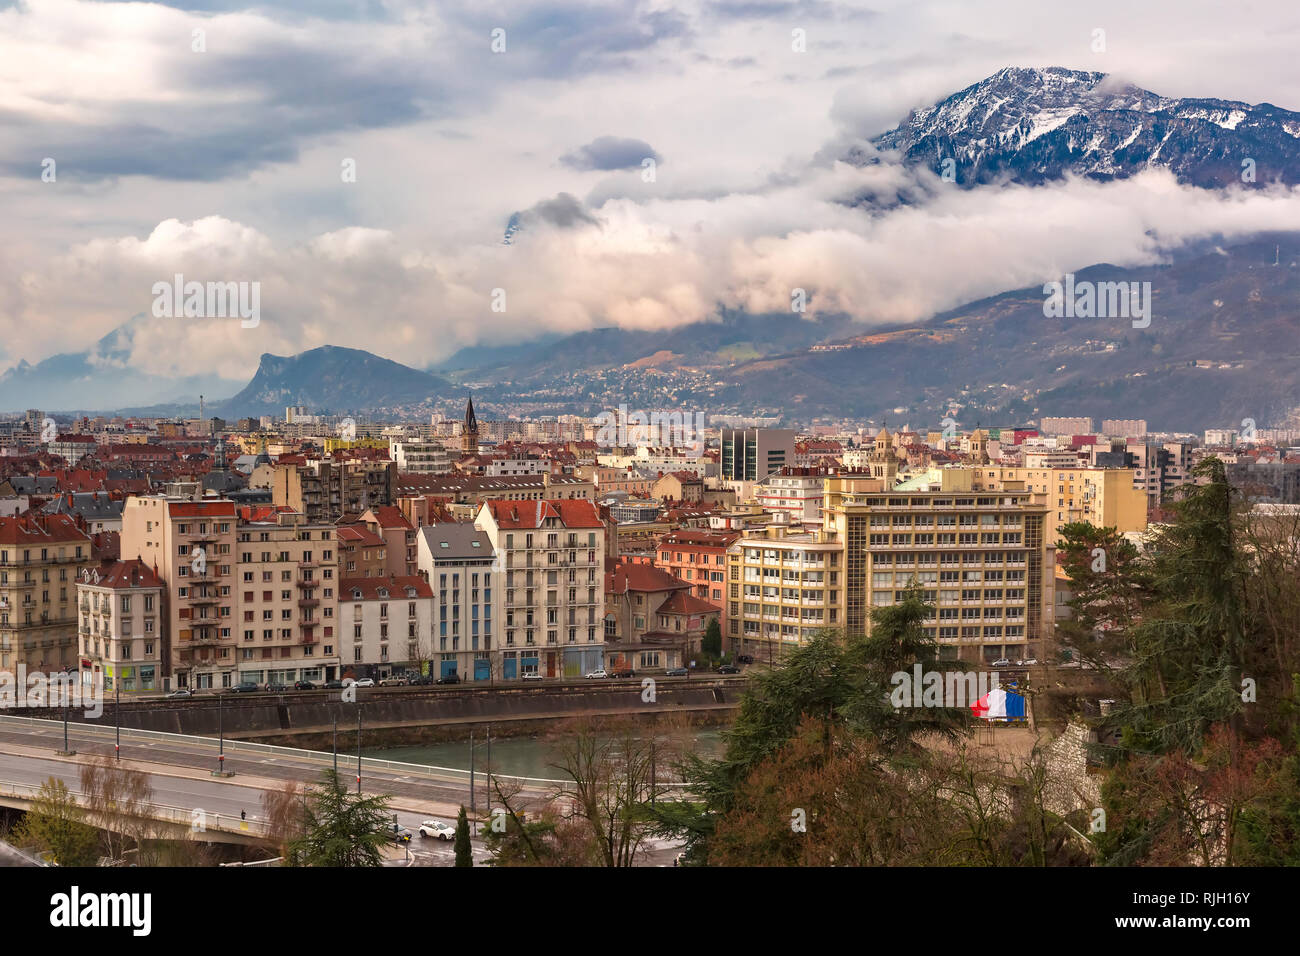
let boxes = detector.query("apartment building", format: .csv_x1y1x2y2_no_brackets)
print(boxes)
0,514,95,673
121,496,237,689
720,428,796,481
474,499,606,679
339,576,433,680
76,559,164,693
269,456,397,522
655,529,736,607
968,465,1148,546
756,471,825,523
389,439,453,475
356,506,418,577
1129,441,1193,508
724,524,843,658
823,472,1053,664
335,524,387,577
416,524,499,681
1039,417,1093,436
1102,419,1148,438
725,472,1055,664
233,506,340,687
604,561,716,672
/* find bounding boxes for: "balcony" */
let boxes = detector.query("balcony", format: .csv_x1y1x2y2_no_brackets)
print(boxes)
297,559,318,569
298,598,319,609
188,593,219,606
295,577,316,588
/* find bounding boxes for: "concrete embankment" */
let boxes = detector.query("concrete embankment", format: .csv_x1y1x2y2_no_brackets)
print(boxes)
11,678,745,746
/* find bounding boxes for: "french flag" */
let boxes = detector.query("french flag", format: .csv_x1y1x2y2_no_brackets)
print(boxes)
971,688,1008,720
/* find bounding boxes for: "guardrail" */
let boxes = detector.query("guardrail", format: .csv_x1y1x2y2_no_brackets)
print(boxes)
0,714,568,786
0,780,273,838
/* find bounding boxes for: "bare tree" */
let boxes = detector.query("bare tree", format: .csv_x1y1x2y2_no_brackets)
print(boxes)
262,778,307,858
79,755,154,863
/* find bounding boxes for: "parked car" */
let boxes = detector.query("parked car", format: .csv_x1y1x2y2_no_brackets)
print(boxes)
665,667,688,677
378,675,408,687
607,667,634,679
1023,657,1039,666
387,824,413,844
736,655,755,664
991,659,1012,668
231,681,260,693
436,674,461,685
521,672,544,681
584,669,609,679
293,680,317,691
717,664,741,674
353,678,375,688
324,679,345,689
166,688,194,698
408,674,434,686
265,683,289,693
418,820,456,840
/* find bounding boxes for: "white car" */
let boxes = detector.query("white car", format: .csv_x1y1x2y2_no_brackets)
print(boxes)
418,820,456,840
584,669,608,679
522,672,544,681
991,659,1012,668
349,677,375,687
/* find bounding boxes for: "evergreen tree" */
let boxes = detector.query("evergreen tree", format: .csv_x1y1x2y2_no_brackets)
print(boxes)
454,805,472,867
288,771,392,867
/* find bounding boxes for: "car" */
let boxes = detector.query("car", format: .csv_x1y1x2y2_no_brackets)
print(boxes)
584,669,608,679
673,851,687,867
418,820,456,840
387,824,413,844
521,672,544,681
665,667,688,677
607,668,634,679
436,674,461,685
717,664,741,674
293,680,317,691
736,655,755,664
991,659,1012,668
1023,658,1038,666
352,678,375,688
266,683,290,693
167,688,194,698
230,681,260,693
323,679,345,689
378,675,408,687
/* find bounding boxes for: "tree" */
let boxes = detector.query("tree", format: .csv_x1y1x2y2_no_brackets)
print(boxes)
1054,521,1148,671
454,805,472,867
701,618,722,660
548,718,671,867
79,755,154,863
13,777,99,867
262,779,308,859
287,771,392,867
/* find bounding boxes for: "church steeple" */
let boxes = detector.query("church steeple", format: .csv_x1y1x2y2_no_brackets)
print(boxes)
462,396,479,455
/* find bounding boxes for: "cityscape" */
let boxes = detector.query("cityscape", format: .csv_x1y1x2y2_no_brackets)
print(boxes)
0,0,1295,932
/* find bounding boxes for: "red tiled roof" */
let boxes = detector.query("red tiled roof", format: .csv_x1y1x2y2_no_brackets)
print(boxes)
369,506,414,530
77,557,163,590
0,513,92,545
483,499,603,529
336,525,385,547
167,502,237,517
656,590,718,615
606,561,690,596
339,575,432,600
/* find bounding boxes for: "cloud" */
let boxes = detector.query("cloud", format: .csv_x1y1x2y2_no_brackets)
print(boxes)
561,135,662,171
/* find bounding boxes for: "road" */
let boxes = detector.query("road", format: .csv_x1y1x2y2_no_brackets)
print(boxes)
0,719,684,866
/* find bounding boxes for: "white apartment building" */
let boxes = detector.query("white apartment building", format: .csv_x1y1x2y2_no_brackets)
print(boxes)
756,473,825,523
339,576,434,679
76,559,165,693
389,439,453,475
416,524,499,681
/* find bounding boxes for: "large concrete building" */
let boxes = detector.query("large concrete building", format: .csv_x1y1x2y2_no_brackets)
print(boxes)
720,428,796,481
339,575,433,680
725,471,1056,665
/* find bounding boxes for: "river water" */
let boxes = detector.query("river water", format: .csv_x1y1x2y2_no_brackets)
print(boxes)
365,728,728,779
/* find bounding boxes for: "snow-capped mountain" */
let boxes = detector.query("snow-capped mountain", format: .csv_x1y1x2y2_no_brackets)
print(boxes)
868,66,1300,187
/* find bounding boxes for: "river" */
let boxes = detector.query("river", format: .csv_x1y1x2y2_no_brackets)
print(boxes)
365,728,728,779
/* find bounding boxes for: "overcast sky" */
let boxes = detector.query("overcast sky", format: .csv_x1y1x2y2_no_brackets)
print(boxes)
3,0,1300,383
